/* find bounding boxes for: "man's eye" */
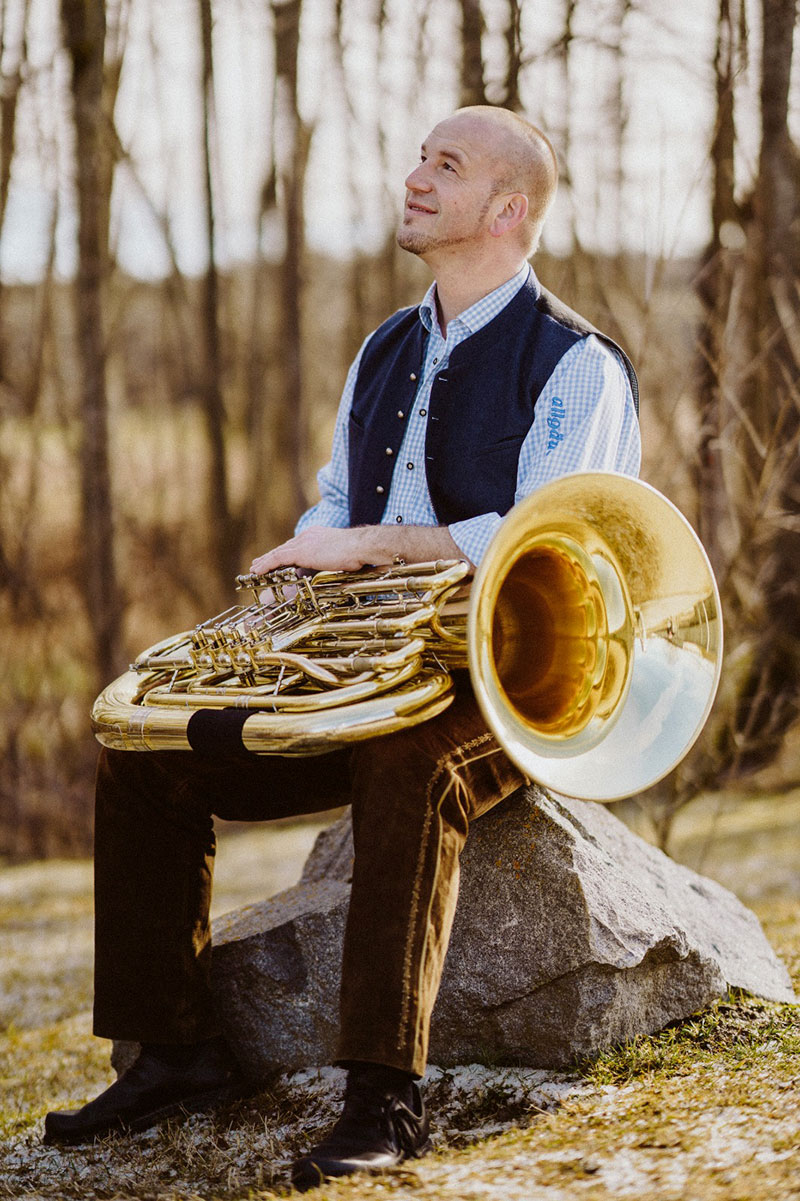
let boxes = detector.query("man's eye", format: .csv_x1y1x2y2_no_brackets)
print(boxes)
442,161,455,171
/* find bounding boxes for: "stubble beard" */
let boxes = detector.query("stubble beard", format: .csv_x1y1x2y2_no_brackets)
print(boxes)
396,223,433,256
395,209,448,257
396,220,481,259
396,194,494,258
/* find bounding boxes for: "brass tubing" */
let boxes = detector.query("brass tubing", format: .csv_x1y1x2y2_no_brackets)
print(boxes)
141,657,424,712
93,476,723,800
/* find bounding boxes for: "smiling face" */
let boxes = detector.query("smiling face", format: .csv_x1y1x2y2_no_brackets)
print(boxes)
397,108,558,265
396,112,502,260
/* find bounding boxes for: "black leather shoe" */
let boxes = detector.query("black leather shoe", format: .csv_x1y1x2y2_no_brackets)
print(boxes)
291,1074,432,1192
43,1038,247,1145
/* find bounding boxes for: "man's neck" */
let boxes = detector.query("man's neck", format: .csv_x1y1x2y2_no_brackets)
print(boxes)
430,255,528,335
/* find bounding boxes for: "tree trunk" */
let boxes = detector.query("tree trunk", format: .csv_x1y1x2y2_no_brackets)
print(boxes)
730,0,800,773
101,0,131,269
555,0,579,270
198,0,239,593
0,0,31,372
607,0,632,253
503,0,522,110
458,0,487,107
694,0,740,569
0,0,30,242
60,0,123,687
268,0,309,539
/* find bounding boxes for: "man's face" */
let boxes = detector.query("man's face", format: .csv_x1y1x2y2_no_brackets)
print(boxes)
397,113,503,260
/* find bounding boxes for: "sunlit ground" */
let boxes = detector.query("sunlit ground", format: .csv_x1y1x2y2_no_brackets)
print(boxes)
0,795,798,1199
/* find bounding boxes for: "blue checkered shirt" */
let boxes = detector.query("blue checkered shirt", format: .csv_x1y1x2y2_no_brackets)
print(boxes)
297,265,641,564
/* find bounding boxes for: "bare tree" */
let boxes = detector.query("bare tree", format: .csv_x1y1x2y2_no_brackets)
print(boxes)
60,0,123,687
605,0,632,253
245,0,311,552
330,0,369,358
198,0,240,591
0,0,30,253
268,0,310,536
727,0,800,775
459,0,488,106
554,0,578,260
0,0,32,600
636,0,800,841
100,0,129,268
686,0,800,791
693,0,743,567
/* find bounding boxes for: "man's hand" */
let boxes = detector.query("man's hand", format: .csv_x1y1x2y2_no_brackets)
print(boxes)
250,527,379,575
249,524,468,576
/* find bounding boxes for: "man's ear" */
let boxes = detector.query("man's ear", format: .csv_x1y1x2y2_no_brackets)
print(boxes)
489,192,528,238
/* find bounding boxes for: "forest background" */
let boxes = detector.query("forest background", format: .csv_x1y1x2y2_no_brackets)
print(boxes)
0,0,799,862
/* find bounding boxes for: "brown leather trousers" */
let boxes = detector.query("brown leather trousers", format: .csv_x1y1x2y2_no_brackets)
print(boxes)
93,677,525,1077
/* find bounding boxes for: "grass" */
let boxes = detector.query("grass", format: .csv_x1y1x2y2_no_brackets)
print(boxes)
583,990,800,1084
286,916,800,1201
0,821,798,1200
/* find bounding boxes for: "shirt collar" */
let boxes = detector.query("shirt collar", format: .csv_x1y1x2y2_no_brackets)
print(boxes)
418,263,533,338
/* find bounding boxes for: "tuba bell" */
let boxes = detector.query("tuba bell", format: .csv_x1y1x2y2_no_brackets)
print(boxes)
92,473,723,802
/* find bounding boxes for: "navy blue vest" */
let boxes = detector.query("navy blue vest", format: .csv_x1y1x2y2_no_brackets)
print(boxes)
348,277,638,527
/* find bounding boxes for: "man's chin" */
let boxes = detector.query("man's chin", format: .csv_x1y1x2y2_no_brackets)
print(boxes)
396,227,429,256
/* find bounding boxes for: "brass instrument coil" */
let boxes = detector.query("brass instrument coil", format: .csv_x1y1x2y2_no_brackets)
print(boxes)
92,474,723,800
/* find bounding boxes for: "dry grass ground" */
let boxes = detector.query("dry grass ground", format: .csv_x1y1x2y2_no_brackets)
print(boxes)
1,799,798,1200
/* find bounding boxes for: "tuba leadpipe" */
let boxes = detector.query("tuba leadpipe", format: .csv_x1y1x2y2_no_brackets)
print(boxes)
92,474,723,801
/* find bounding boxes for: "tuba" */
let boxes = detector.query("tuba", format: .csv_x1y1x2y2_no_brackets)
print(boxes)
92,473,723,802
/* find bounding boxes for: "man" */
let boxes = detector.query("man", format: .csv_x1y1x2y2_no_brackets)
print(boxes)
44,106,640,1191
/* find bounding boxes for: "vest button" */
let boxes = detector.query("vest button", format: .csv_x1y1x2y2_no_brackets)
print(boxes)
376,485,385,494
397,410,405,418
385,447,393,455
410,372,417,381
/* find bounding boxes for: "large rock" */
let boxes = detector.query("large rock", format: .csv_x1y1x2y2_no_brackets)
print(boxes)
210,787,795,1081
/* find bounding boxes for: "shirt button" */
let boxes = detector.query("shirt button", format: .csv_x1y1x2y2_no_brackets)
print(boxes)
433,357,439,364
376,485,385,494
385,447,393,455
419,408,427,416
396,515,403,523
406,462,414,470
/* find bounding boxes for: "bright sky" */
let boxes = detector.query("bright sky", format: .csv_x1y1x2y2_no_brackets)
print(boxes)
0,0,795,282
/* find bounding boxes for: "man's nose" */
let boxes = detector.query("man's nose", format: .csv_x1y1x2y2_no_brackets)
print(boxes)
405,162,432,192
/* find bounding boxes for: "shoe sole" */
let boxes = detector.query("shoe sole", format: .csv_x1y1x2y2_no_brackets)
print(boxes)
291,1139,433,1192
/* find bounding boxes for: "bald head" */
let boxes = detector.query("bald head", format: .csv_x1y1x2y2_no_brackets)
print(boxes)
443,106,559,253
